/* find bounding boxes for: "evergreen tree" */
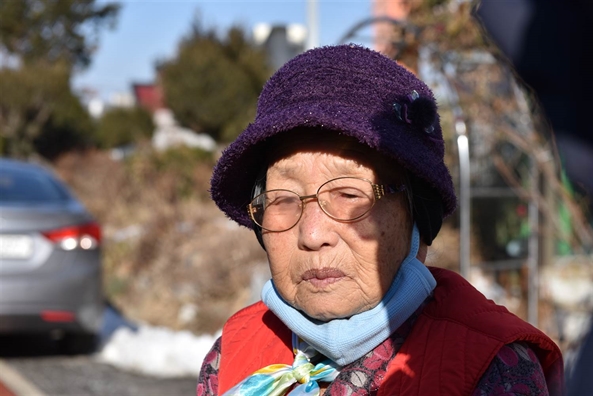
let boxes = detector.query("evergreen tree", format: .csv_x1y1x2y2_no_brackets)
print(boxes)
0,0,119,158
160,23,271,143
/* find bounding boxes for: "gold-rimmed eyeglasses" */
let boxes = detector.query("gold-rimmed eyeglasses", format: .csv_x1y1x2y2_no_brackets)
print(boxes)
248,176,406,232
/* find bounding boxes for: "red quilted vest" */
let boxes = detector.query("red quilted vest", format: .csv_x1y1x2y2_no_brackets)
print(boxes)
218,267,563,395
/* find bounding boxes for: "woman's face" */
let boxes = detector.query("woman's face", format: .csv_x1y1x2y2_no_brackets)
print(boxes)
262,137,412,321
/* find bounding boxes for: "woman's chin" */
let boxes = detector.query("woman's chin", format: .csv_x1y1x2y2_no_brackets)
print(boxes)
298,298,368,322
303,310,344,322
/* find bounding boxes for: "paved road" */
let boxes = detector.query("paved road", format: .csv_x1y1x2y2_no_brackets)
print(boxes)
0,335,197,396
4,356,197,396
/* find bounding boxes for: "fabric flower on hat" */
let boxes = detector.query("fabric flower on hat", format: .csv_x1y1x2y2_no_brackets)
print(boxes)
392,90,438,134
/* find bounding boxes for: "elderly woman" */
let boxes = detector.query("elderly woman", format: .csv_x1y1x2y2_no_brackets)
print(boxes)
199,45,564,396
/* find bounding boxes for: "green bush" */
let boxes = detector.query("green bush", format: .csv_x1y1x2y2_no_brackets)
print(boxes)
95,106,154,149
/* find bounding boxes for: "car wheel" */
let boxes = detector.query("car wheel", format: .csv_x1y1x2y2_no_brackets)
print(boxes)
61,333,98,355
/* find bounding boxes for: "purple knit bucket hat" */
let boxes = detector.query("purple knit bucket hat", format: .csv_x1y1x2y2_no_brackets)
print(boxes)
210,44,456,228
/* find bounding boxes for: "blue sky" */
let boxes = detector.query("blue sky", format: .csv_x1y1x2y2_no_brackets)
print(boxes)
73,1,372,101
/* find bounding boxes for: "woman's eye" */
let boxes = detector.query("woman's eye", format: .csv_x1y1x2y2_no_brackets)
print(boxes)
334,188,363,200
268,195,298,206
340,192,360,199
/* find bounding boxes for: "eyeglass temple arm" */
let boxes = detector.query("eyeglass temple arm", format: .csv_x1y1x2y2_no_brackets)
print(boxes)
373,183,406,200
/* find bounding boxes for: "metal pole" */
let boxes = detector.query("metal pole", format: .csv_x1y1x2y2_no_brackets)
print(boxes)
456,117,471,279
306,0,319,50
443,59,471,279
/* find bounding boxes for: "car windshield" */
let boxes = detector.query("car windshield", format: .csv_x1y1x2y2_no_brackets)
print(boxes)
0,168,71,203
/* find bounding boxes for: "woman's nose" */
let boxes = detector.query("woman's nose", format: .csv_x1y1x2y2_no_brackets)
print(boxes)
297,198,339,251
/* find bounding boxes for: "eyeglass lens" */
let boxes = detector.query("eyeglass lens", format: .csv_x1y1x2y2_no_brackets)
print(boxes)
250,177,376,231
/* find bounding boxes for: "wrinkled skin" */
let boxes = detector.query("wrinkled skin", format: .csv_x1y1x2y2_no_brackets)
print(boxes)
262,133,413,321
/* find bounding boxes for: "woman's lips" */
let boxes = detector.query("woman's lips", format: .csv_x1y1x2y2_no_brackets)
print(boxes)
302,268,345,287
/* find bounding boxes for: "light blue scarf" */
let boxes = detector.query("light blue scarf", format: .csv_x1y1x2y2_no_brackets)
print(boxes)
262,224,436,366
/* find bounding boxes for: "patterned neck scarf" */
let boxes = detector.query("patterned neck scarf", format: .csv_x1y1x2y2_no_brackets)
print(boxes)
222,333,340,396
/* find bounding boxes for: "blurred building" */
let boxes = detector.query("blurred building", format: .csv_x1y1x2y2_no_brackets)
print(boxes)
372,0,410,56
130,78,216,152
253,23,307,70
87,97,105,118
132,83,164,113
151,109,216,152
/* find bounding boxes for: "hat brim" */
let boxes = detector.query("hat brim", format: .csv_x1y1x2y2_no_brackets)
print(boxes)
210,100,456,229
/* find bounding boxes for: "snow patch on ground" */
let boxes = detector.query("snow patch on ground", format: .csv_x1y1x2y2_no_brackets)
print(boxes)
98,324,220,378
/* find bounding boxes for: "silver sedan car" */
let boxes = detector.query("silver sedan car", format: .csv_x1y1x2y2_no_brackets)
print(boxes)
0,158,103,353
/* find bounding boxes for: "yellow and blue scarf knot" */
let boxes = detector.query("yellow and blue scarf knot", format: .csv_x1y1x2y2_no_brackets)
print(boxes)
223,334,340,396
